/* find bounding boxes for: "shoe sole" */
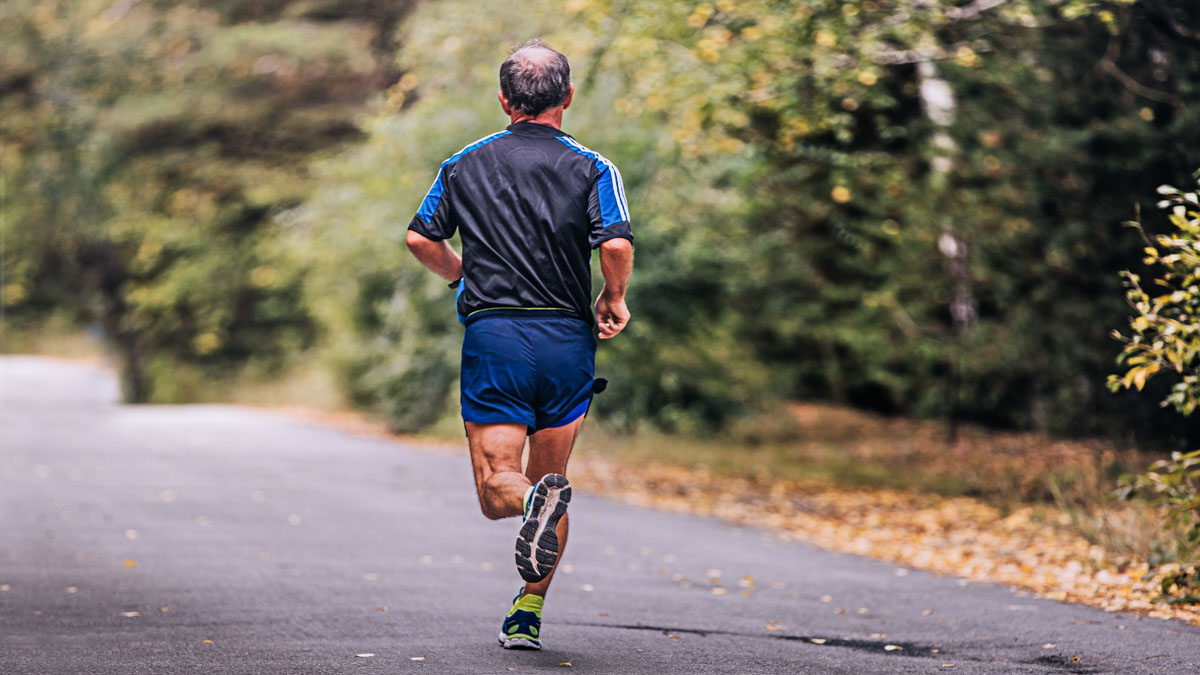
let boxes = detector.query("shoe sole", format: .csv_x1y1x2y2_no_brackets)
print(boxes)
498,633,541,650
515,473,571,583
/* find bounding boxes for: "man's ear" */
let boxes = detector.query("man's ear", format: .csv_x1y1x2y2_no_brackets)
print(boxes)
498,89,513,116
562,84,574,111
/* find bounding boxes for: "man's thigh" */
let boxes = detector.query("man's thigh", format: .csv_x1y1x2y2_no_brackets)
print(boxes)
525,415,584,482
466,422,527,495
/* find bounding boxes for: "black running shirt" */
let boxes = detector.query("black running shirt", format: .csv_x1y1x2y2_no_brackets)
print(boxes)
408,121,633,324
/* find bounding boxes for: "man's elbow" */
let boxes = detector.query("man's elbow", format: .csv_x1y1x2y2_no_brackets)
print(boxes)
599,237,633,256
406,229,431,254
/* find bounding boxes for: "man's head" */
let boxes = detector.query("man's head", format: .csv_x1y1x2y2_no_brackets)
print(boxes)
498,40,572,119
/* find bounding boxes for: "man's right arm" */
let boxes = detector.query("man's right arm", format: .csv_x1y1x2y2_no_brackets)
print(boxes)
595,237,632,339
406,230,463,282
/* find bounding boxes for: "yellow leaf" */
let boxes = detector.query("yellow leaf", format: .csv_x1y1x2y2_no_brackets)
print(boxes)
201,639,214,644
810,638,827,644
884,645,903,651
409,656,425,661
119,611,140,618
123,559,137,568
354,653,376,658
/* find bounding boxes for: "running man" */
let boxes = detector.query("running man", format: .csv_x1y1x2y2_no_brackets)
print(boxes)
405,40,634,650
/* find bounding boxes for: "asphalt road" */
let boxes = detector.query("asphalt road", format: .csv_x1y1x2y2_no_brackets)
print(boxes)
2,356,1199,674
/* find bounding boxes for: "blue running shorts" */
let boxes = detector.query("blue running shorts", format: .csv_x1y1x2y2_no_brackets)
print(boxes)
461,311,598,434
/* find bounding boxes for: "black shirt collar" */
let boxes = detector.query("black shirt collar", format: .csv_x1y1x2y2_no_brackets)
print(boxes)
506,121,569,137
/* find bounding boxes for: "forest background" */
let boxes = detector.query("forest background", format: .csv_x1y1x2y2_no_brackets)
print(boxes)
4,2,1200,479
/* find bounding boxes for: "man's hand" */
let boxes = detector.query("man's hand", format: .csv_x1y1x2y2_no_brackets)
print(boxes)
595,237,633,339
595,291,629,339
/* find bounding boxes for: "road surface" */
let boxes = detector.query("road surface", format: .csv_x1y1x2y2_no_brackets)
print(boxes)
2,356,1198,673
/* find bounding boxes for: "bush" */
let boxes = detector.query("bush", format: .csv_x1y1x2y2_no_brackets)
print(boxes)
1111,175,1200,604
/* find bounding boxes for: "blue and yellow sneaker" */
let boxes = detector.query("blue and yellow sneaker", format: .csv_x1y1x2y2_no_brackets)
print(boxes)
498,591,543,649
515,473,571,583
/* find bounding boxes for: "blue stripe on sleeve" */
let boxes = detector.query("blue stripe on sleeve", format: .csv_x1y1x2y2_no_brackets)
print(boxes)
416,130,512,223
555,136,630,227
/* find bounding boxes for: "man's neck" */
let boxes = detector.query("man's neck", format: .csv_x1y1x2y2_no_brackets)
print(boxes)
509,108,564,130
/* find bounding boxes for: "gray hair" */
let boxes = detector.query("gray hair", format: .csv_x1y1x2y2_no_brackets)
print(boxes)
499,40,571,116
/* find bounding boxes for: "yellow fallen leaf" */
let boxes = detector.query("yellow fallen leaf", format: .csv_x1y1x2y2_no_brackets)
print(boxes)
374,605,387,612
119,611,140,618
765,624,782,631
157,606,170,613
667,634,679,639
1043,643,1057,649
122,559,137,568
809,638,827,644
559,662,573,667
598,612,608,617
941,664,956,669
201,639,214,644
409,656,425,661
884,645,902,651
1071,656,1080,663
922,609,934,616
354,653,375,658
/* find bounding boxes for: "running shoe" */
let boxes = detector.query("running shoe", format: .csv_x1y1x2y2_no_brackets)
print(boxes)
498,590,543,649
515,473,571,583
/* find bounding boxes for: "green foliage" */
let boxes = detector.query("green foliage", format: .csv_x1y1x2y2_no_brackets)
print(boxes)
301,0,1200,435
1112,177,1200,604
1,0,409,400
1110,178,1200,414
1117,450,1200,604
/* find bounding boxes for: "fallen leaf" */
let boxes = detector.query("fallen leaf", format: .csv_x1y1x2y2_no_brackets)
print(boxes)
667,634,679,639
0,585,9,592
922,609,934,616
409,656,425,661
1116,625,1126,630
123,559,137,568
766,624,783,631
201,639,214,644
598,612,609,617
834,608,846,615
1043,643,1057,649
710,588,728,596
157,606,170,613
884,645,902,651
1072,656,1081,663
819,595,833,603
374,605,387,612
941,664,956,669
856,607,869,614
870,633,887,639
66,586,78,594
363,573,380,581
809,638,827,644
559,662,573,667
931,648,941,654
119,611,140,618
354,653,375,658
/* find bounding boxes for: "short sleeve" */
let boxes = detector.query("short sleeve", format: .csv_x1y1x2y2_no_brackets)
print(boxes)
587,162,633,249
408,161,457,241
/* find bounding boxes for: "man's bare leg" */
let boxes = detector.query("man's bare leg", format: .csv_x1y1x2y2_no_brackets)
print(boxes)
466,422,529,520
522,416,584,597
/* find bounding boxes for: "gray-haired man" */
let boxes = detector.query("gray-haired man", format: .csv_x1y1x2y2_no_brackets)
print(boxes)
406,40,634,649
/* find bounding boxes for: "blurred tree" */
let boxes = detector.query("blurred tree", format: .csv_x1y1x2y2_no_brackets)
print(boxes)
1,0,411,400
299,0,1198,437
